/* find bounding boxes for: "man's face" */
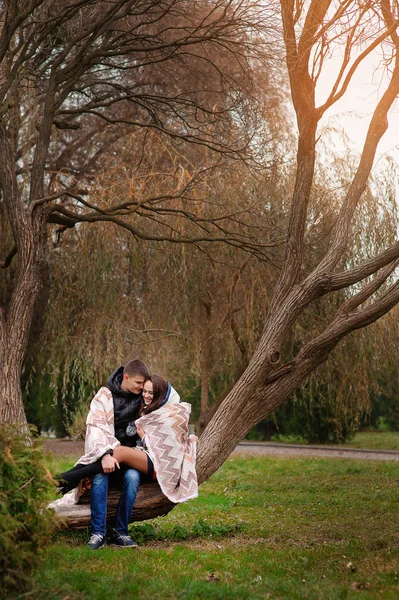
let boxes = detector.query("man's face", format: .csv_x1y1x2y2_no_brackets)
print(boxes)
123,374,145,394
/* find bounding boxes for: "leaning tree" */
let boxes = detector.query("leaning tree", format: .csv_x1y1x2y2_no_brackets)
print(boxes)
198,0,399,483
2,0,399,524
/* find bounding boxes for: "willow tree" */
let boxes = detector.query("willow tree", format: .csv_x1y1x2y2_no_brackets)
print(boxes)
34,145,396,445
23,152,287,434
0,0,277,423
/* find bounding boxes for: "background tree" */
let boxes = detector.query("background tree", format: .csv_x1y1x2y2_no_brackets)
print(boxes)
22,145,288,433
0,0,279,423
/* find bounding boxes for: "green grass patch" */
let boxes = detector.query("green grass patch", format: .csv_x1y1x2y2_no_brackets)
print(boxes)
343,431,399,451
30,454,399,599
270,430,399,451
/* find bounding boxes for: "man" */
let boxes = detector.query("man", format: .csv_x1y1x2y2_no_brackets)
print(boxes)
85,359,149,550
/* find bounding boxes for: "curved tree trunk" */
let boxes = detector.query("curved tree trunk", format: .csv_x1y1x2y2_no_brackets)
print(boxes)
0,123,47,424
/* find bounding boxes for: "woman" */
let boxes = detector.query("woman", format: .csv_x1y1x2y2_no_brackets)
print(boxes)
111,374,169,479
57,375,198,503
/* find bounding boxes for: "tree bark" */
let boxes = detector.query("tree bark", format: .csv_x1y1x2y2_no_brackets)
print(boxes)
0,98,48,425
0,262,44,423
0,360,27,424
0,212,46,424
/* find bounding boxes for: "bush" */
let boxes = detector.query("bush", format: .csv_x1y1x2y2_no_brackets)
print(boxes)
0,426,55,598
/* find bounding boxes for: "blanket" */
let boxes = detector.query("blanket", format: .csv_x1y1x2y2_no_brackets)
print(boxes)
136,402,198,503
78,384,181,467
49,386,120,508
79,387,121,464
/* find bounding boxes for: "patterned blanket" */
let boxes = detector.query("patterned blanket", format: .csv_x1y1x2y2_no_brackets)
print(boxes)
79,387,120,464
136,402,198,503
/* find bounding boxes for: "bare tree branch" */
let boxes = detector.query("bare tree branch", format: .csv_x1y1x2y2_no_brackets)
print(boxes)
317,17,398,114
336,258,399,314
46,204,276,259
326,241,399,291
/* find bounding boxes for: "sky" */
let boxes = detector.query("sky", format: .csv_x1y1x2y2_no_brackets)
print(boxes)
316,47,399,168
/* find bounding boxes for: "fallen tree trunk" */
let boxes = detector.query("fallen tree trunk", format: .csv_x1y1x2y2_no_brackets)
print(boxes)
51,480,175,529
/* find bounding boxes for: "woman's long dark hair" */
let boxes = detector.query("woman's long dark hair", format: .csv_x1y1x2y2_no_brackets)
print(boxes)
140,374,168,415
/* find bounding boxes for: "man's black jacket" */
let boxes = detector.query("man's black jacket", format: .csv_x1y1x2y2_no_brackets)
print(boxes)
107,367,141,447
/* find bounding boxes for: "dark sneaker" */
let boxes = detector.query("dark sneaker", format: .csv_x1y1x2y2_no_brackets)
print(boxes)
87,534,105,550
112,531,138,548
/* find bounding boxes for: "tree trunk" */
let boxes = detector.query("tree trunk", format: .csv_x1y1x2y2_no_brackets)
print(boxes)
0,360,27,424
0,259,44,424
196,335,330,484
0,269,42,424
0,122,47,425
51,482,175,529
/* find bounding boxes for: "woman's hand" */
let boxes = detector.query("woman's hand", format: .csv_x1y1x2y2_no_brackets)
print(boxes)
137,424,144,439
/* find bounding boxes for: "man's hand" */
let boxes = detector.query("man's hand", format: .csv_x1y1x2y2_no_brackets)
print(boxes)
101,454,120,473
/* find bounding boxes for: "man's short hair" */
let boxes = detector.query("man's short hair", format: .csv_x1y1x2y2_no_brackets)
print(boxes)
123,359,149,379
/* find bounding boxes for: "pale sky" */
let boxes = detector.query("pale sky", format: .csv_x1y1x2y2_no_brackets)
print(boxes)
316,49,399,166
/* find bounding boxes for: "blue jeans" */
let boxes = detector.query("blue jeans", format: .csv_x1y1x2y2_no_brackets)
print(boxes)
90,468,141,536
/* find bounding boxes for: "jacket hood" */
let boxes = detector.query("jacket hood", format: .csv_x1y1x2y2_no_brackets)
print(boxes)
106,366,140,398
161,383,180,406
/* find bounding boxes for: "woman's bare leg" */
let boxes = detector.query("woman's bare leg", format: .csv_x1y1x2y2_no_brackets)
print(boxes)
113,446,149,474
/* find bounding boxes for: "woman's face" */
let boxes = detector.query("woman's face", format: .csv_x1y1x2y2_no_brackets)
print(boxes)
143,380,154,406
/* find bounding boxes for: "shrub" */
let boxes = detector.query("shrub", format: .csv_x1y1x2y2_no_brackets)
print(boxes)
0,426,55,598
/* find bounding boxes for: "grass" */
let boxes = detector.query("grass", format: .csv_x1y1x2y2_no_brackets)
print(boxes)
27,451,399,599
343,431,399,451
269,431,399,451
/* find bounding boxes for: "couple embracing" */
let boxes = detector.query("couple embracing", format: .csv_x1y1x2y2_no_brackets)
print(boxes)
50,360,198,550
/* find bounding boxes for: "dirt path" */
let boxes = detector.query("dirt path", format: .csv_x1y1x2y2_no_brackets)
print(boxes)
43,438,84,456
44,438,399,461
